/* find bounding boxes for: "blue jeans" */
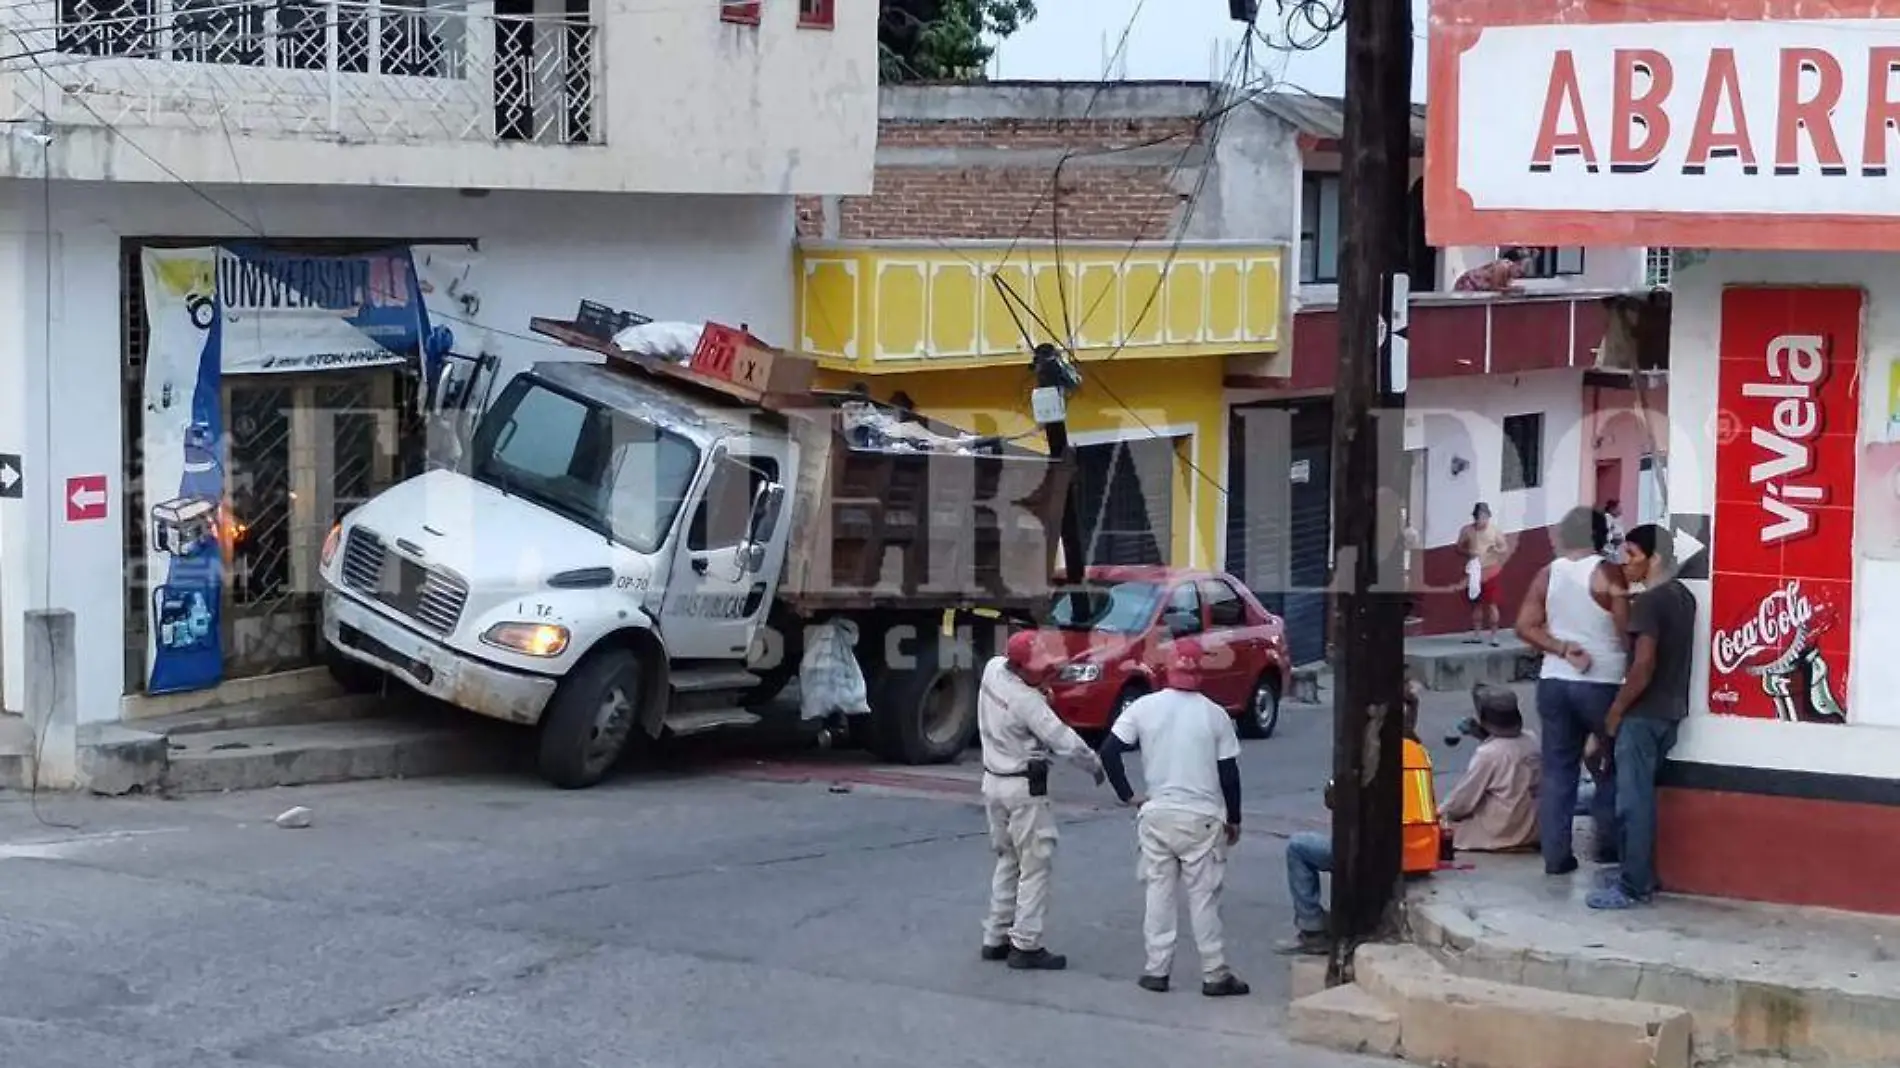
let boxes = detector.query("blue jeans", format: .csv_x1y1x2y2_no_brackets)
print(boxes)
1614,717,1680,899
1536,678,1619,871
1286,831,1333,934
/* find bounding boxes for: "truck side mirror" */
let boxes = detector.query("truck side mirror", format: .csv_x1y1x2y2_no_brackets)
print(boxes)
739,481,786,574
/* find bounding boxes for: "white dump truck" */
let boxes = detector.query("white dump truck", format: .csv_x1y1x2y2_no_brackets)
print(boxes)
317,311,1072,787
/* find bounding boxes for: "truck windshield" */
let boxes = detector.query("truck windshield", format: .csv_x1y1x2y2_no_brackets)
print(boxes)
471,377,701,553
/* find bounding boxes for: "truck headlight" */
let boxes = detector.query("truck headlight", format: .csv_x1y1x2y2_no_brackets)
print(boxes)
320,522,342,567
1057,662,1101,683
482,622,570,657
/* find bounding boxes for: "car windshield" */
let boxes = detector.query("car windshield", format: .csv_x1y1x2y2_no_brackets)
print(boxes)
470,377,701,554
1048,581,1161,634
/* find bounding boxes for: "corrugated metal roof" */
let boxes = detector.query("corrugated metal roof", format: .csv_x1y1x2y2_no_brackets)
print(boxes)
1256,91,1428,147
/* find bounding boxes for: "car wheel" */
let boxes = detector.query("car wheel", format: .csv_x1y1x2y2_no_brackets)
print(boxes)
1239,673,1281,740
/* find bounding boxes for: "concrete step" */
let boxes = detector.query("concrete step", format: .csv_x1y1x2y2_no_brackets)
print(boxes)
1410,888,1900,1067
163,717,522,794
1349,943,1693,1068
1287,983,1400,1058
135,691,391,736
1404,635,1539,691
0,714,34,790
1289,955,1328,1000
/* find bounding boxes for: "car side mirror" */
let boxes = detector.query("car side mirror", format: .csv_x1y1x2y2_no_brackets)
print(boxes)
739,481,786,574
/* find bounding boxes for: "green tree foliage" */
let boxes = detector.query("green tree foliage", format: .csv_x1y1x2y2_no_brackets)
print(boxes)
879,0,1036,82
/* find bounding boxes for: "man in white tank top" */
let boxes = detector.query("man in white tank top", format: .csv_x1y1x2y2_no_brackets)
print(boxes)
1515,506,1630,876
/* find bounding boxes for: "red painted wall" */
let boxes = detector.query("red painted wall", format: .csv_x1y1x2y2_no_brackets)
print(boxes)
1411,521,1559,635
1659,788,1900,915
1282,297,1594,393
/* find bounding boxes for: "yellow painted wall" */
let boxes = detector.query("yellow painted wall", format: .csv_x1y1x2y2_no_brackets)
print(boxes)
815,356,1227,569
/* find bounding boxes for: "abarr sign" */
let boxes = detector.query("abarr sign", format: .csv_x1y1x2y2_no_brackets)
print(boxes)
1428,0,1900,249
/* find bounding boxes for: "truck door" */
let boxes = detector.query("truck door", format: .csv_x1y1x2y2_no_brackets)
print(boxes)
659,445,789,660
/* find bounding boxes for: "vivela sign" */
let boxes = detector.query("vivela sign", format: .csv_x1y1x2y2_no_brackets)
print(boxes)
1707,286,1860,724
139,244,466,695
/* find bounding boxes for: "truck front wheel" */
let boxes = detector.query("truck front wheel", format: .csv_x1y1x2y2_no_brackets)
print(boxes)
537,648,645,789
870,637,977,765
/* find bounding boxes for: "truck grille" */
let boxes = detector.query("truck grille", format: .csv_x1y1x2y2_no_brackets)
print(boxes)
340,526,469,635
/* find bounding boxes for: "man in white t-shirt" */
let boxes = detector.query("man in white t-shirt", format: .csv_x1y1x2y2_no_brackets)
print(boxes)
1099,641,1250,998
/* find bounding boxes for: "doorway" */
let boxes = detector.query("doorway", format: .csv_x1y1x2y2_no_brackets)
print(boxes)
1225,400,1332,667
1595,459,1623,513
221,374,406,679
1075,435,1178,566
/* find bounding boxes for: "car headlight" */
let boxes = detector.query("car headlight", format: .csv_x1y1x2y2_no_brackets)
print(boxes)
320,522,342,567
1057,662,1101,683
482,622,570,657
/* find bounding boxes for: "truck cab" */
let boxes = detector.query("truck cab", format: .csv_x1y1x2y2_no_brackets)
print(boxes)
321,359,793,786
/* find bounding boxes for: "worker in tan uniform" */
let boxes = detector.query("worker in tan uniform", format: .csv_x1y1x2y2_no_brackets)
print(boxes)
1099,641,1250,997
979,630,1105,971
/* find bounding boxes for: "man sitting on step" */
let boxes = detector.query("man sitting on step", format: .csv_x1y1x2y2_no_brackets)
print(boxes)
1279,680,1430,956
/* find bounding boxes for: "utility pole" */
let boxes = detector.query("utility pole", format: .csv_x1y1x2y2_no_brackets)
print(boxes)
1327,0,1415,984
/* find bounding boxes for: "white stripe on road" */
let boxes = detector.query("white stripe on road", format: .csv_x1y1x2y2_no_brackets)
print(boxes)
0,827,187,860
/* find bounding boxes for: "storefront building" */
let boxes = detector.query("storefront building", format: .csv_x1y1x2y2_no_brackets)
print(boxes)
0,0,876,784
1433,0,1900,912
1224,93,1660,663
796,84,1294,576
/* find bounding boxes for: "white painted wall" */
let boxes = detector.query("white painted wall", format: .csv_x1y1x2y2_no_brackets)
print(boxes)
1667,251,1900,779
0,0,877,197
0,180,796,728
1407,369,1587,549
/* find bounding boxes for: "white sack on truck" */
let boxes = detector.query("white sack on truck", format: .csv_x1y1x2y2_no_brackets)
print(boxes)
613,321,703,363
840,401,977,455
799,619,872,721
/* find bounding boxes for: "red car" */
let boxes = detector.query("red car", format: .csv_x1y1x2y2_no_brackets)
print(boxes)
1037,566,1293,738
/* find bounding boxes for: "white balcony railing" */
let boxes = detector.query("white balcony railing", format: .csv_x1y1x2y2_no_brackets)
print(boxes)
6,0,601,145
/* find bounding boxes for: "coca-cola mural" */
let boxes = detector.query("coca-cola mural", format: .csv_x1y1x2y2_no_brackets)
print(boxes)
1709,287,1860,724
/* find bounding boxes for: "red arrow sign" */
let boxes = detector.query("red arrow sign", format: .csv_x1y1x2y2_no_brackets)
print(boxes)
66,474,108,522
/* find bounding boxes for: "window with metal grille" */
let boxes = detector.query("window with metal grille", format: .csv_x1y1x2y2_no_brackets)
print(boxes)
1645,247,1673,288
1507,246,1585,279
799,0,834,27
1501,412,1545,491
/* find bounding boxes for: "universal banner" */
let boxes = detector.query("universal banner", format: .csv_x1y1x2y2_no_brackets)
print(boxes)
139,244,465,695
1707,286,1861,724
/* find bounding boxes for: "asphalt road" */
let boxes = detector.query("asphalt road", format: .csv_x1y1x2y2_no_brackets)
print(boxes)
0,681,1515,1068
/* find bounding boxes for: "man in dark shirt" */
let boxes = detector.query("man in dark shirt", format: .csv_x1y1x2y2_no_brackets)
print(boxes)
1590,523,1696,910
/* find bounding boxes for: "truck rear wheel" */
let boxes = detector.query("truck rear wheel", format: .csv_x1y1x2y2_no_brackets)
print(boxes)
536,648,645,789
870,634,977,765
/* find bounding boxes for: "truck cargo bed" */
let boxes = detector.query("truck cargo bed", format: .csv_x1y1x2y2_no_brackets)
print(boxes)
779,395,1069,615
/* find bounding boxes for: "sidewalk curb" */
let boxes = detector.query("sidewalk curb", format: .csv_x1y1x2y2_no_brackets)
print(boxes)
1410,897,1900,1066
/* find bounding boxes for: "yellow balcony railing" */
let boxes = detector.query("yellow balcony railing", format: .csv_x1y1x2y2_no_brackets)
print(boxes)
796,241,1286,372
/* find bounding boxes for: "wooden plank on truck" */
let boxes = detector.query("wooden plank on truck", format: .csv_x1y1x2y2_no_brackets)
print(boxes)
527,316,816,412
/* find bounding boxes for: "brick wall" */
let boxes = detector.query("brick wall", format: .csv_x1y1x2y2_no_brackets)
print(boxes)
804,116,1205,242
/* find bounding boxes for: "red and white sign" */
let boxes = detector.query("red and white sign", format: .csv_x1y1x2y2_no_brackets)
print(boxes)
65,474,108,522
1707,287,1859,722
1427,0,1900,250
